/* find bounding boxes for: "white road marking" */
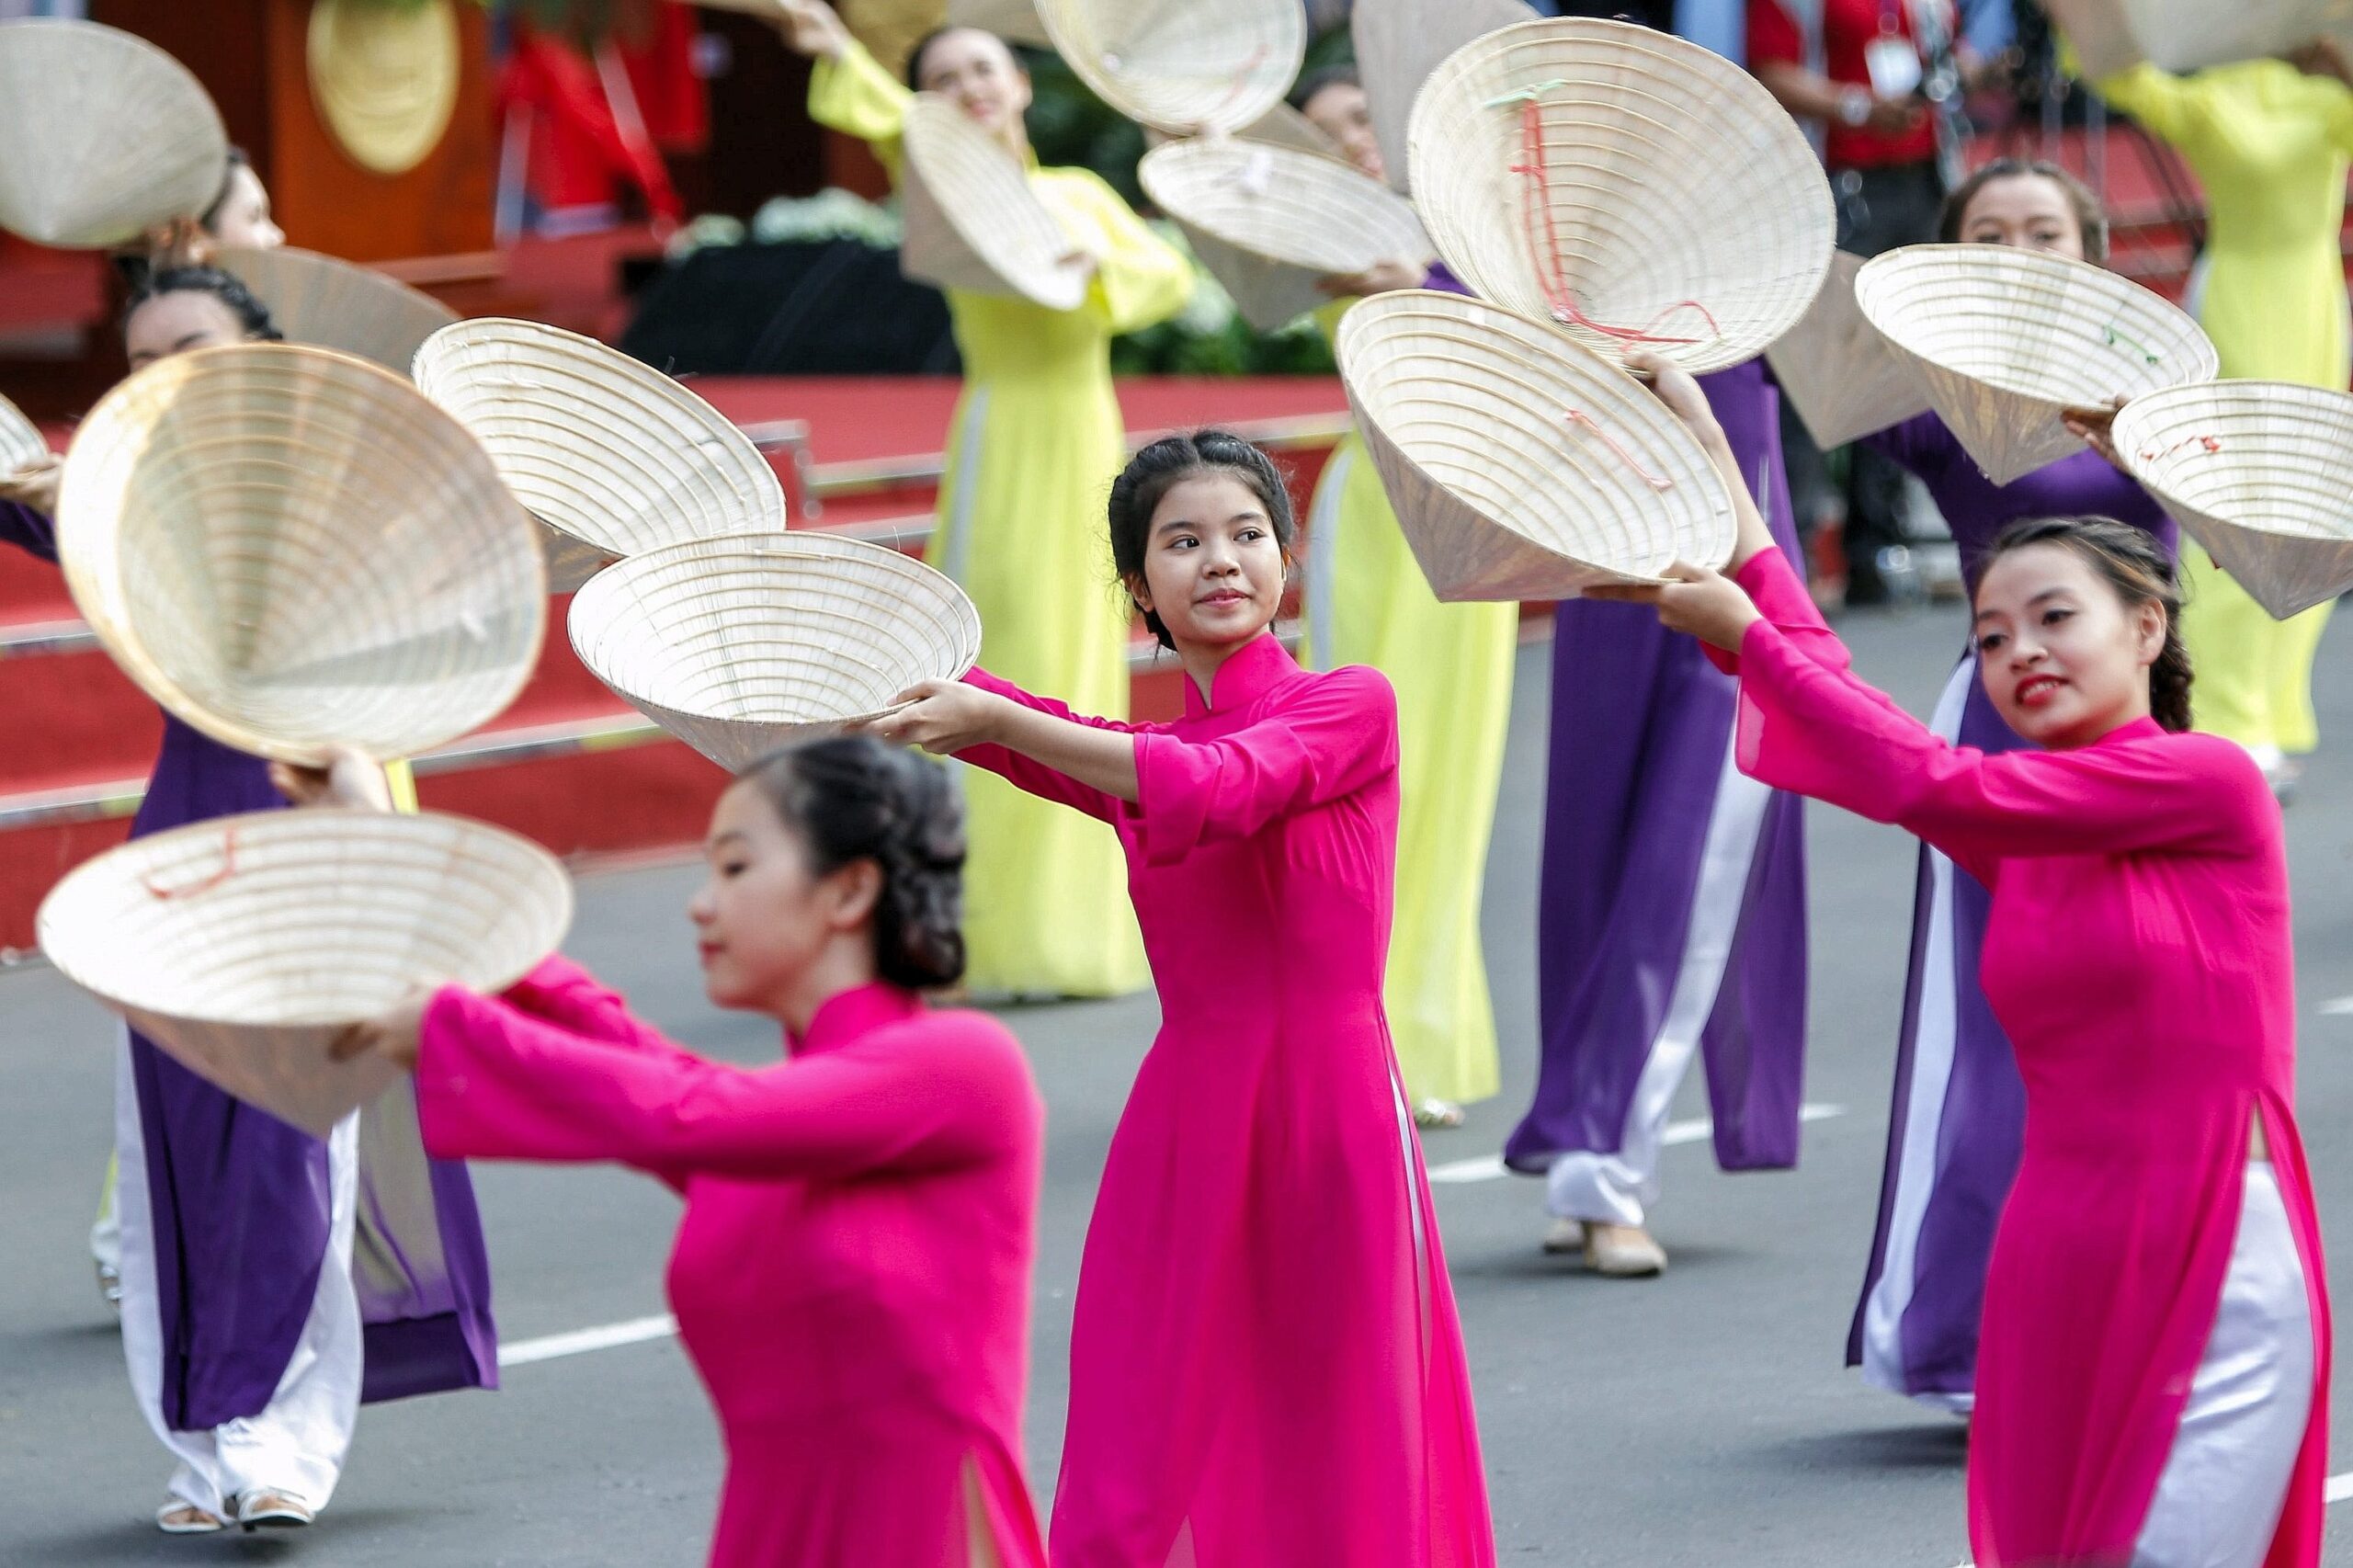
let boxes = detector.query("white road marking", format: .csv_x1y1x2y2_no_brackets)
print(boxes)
2321,996,2353,1016
498,1312,678,1367
1427,1103,1847,1186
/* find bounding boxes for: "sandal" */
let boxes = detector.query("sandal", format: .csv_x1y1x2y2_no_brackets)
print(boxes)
1412,1097,1465,1130
235,1490,315,1530
155,1501,227,1535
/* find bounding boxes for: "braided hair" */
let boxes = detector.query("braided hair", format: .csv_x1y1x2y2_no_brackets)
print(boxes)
1982,517,2192,733
742,734,967,990
1107,430,1296,650
124,266,283,344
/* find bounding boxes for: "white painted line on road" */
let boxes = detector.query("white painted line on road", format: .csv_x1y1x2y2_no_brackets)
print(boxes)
2321,996,2353,1016
1426,1104,1847,1186
499,1312,678,1367
495,1108,1853,1353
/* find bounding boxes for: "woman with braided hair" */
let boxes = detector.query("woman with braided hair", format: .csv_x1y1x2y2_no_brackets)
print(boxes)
1608,352,2330,1568
325,734,1049,1568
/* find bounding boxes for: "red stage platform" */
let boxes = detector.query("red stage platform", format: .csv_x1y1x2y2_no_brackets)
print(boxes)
0,376,1351,951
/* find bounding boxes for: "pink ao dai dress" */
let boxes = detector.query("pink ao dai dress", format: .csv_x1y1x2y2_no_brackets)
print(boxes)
1717,546,2331,1568
957,631,1495,1568
415,958,1049,1568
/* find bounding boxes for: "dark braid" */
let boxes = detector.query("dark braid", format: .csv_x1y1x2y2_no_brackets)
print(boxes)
1983,516,2192,733
1107,430,1296,650
124,266,282,343
742,734,967,990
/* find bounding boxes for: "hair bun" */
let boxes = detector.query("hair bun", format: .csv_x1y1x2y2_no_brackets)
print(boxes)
743,734,968,990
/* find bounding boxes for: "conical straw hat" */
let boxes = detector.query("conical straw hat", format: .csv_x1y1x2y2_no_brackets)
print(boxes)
1765,250,1933,449
947,0,1057,50
2049,0,2347,74
413,316,787,593
58,341,546,765
1407,17,1834,375
1036,0,1306,135
1855,244,2220,486
2113,381,2353,619
1139,138,1432,333
569,532,983,773
900,92,1090,311
0,20,227,249
1353,0,1534,194
216,246,459,377
0,391,46,476
1334,289,1737,600
38,808,572,1137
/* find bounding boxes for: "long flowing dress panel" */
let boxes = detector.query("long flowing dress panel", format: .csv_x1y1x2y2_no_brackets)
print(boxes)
1506,362,1807,1183
810,44,1192,997
1302,392,1516,1106
1849,416,2175,1407
2090,57,2353,758
1722,542,2331,1568
956,632,1495,1568
0,502,494,1428
415,962,1048,1568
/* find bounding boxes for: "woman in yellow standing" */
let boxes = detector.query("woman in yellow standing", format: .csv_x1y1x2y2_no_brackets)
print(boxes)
774,0,1191,995
1295,69,1518,1126
2077,39,2353,790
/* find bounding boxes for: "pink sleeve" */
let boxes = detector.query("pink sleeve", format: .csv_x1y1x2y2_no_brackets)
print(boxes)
415,991,1036,1183
954,666,1140,823
496,956,695,1060
1732,617,2268,882
1131,666,1398,867
1704,545,1852,677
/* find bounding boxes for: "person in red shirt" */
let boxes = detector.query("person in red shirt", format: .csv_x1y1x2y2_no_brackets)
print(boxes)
1749,0,1952,605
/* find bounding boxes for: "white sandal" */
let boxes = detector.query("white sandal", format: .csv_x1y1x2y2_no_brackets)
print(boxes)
235,1490,315,1530
155,1501,227,1535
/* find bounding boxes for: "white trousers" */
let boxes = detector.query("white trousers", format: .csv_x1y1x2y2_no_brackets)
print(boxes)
2133,1164,2313,1568
1546,725,1774,1229
113,1040,364,1516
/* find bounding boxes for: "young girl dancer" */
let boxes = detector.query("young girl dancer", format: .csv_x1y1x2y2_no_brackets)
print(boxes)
0,271,494,1534
871,433,1495,1567
326,737,1047,1568
1294,65,1518,1129
1843,161,2177,1410
773,0,1192,999
1611,352,2330,1568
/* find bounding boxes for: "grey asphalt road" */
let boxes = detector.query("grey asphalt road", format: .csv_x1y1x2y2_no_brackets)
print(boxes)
6,605,2353,1567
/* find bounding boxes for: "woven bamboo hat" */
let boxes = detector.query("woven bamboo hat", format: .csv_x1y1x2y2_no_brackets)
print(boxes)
1353,0,1534,194
1766,251,1933,449
569,532,983,772
58,341,545,765
216,246,459,377
899,92,1089,311
1036,0,1306,135
413,316,787,593
2046,0,2345,75
1855,244,2219,486
946,0,1057,50
0,391,46,476
0,20,228,249
1335,289,1736,600
2114,381,2353,619
39,808,572,1136
1139,138,1431,332
1407,17,1834,375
